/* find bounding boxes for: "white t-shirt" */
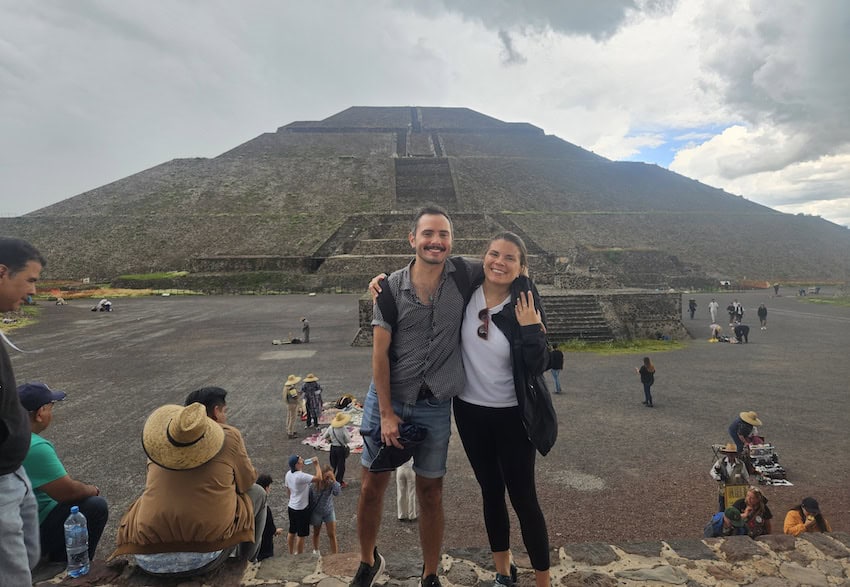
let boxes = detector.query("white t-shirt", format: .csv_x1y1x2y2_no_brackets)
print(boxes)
458,287,517,407
285,470,315,510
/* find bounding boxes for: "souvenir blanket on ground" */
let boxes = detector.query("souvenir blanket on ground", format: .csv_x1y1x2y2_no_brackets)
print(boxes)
301,404,364,453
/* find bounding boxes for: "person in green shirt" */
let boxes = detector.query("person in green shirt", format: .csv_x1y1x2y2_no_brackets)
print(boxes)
19,382,109,563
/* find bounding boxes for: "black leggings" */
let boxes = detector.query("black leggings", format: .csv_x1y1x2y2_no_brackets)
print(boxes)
329,444,348,484
453,398,550,571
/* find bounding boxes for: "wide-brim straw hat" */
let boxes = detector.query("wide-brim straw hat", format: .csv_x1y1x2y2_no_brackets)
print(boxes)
285,374,302,386
331,412,351,428
303,373,319,382
719,442,739,454
143,403,225,471
739,411,763,426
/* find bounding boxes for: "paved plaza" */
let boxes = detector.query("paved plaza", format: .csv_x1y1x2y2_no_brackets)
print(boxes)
8,290,850,560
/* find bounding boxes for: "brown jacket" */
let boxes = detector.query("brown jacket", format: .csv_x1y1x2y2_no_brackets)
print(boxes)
111,424,257,557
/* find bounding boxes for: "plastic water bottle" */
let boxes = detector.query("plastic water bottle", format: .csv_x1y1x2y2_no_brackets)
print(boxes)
64,506,90,577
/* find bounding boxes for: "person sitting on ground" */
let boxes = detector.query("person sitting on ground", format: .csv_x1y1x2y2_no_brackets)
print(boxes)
784,497,832,536
92,298,112,312
285,455,323,555
709,323,722,341
310,468,342,555
19,382,109,566
732,486,772,538
111,394,267,576
728,411,762,454
710,443,749,511
733,323,750,343
703,507,746,538
256,474,283,561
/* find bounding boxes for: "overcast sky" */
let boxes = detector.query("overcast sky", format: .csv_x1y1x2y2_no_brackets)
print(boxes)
2,0,849,226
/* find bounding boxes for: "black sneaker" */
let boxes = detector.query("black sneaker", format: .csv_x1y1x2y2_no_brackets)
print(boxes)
350,547,385,587
420,574,442,587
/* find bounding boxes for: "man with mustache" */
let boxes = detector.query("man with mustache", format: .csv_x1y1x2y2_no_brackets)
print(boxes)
351,206,473,587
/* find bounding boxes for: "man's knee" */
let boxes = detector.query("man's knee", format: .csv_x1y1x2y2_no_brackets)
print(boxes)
415,476,443,507
80,496,110,527
360,470,390,501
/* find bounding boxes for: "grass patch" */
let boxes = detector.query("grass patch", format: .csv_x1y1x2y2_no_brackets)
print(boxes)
116,271,189,281
1,306,40,332
802,296,850,307
558,338,686,355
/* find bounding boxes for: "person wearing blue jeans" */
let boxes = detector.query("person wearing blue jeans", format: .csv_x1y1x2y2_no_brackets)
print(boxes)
548,347,563,394
0,237,46,587
355,207,473,587
635,357,655,407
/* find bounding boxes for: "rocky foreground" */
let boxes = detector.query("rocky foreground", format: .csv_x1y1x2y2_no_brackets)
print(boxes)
35,531,850,586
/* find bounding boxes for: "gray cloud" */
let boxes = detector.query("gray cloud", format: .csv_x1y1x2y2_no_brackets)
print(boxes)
497,30,526,65
411,0,677,40
697,0,850,179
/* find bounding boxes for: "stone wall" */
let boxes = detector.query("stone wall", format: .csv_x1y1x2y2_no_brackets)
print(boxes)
597,291,688,340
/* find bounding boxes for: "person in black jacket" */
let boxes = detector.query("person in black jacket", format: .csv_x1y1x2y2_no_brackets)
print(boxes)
548,346,564,394
0,237,46,585
453,232,552,587
635,357,656,407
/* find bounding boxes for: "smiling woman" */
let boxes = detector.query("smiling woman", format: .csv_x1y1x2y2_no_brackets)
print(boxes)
454,231,554,587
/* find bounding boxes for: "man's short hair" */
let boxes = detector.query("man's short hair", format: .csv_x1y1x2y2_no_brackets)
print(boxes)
257,473,273,489
411,205,452,235
184,386,227,418
0,237,47,273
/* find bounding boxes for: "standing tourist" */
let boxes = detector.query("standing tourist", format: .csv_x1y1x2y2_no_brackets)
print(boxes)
353,206,474,587
708,298,720,323
453,233,553,587
635,357,656,408
285,455,323,554
323,412,352,487
283,375,302,439
301,373,323,429
0,237,45,586
757,304,768,330
301,317,310,343
548,345,564,394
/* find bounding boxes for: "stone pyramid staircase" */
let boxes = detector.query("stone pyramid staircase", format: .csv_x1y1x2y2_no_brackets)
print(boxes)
541,294,614,343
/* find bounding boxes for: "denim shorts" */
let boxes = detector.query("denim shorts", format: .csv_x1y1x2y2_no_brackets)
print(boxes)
360,382,452,478
310,509,336,526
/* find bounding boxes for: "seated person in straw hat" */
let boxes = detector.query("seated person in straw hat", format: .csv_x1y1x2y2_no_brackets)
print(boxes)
110,400,267,576
728,411,762,454
709,443,749,511
322,412,352,487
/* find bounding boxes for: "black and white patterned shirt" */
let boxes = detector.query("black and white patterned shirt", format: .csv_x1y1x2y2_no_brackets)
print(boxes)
372,258,467,404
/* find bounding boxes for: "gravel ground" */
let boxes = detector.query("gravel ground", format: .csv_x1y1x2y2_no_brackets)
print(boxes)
7,290,850,558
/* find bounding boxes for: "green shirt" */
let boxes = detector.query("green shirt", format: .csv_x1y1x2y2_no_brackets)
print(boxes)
21,433,66,524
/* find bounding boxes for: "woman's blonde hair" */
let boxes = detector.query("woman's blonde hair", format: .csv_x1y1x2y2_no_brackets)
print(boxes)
316,469,336,491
